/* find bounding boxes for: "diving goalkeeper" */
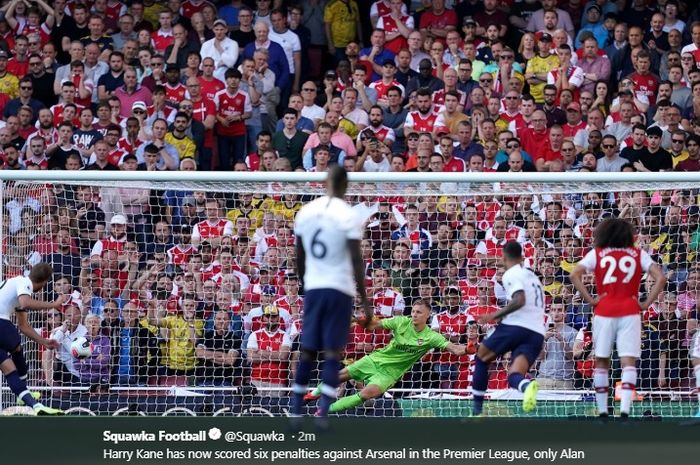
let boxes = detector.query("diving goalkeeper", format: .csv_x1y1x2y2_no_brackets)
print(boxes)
304,299,469,413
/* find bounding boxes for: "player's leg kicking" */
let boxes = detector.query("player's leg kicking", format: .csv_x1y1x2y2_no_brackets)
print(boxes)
471,325,543,416
0,321,62,415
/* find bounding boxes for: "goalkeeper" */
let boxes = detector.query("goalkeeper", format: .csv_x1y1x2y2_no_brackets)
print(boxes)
304,299,468,413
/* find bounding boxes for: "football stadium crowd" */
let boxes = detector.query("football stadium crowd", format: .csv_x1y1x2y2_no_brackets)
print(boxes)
0,0,698,395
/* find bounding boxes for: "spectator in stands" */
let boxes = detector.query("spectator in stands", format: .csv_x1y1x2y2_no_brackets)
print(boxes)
75,313,111,388
246,304,291,397
537,297,577,389
272,108,308,170
432,285,471,389
196,309,242,386
48,304,86,385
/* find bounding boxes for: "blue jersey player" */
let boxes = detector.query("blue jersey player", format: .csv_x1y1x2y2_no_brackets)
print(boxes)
290,165,372,423
0,263,67,415
471,241,546,416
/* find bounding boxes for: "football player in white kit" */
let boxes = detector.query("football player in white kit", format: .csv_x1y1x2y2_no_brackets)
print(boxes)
472,241,546,416
290,165,372,424
0,263,67,415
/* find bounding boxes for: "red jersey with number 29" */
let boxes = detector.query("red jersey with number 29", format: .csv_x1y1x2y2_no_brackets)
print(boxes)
578,247,654,318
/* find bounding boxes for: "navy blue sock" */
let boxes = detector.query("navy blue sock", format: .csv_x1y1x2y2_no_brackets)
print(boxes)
11,349,28,379
471,358,490,415
318,357,341,416
5,370,37,407
508,372,530,392
290,352,315,415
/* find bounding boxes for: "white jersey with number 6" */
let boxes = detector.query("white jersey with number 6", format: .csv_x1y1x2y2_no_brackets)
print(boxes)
501,264,546,335
0,276,33,321
294,195,363,297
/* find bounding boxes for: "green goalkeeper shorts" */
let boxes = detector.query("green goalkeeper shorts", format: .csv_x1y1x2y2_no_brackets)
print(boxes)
346,355,398,393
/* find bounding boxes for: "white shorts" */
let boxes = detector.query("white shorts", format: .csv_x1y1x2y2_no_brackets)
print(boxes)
592,314,641,359
691,332,700,360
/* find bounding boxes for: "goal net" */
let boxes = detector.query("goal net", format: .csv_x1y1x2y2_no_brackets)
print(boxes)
1,171,698,418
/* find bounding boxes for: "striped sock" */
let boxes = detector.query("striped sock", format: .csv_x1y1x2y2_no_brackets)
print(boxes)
620,366,636,416
593,368,609,415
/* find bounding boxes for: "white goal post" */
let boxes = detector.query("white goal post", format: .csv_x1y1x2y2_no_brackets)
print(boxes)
0,171,698,418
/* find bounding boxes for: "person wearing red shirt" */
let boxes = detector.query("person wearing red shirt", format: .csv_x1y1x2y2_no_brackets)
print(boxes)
246,305,292,397
7,35,29,79
198,57,225,101
431,286,473,389
418,0,457,43
627,50,659,106
404,87,438,133
517,109,550,159
475,217,508,278
570,218,666,420
376,0,413,54
356,106,396,150
562,102,586,138
185,75,216,170
181,0,215,18
152,10,175,54
438,135,465,172
432,68,466,108
192,197,234,248
369,60,405,100
214,68,252,170
164,65,187,106
466,283,498,329
538,124,564,171
499,90,524,126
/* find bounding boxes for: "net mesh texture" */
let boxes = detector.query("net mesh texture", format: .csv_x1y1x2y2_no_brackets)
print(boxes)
0,176,698,418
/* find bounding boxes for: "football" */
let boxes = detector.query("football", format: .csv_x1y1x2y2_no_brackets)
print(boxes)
70,337,94,359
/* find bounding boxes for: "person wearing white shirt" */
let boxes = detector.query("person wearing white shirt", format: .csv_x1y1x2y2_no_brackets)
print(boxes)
268,10,301,93
200,19,240,83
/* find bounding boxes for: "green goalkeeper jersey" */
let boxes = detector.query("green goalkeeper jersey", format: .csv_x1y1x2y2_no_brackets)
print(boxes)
369,316,449,379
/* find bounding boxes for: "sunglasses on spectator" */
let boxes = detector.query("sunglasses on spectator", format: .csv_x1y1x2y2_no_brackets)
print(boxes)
672,139,685,143
602,144,616,149
480,78,492,83
506,144,519,149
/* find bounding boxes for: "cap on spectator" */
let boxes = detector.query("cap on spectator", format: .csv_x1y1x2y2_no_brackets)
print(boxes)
588,5,601,14
166,298,180,314
325,70,337,79
0,51,8,59
646,126,663,137
213,18,227,28
263,304,279,316
110,214,127,225
382,59,396,67
540,33,552,42
261,284,277,295
133,101,147,111
182,196,196,206
463,17,477,26
567,102,581,112
444,285,461,296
